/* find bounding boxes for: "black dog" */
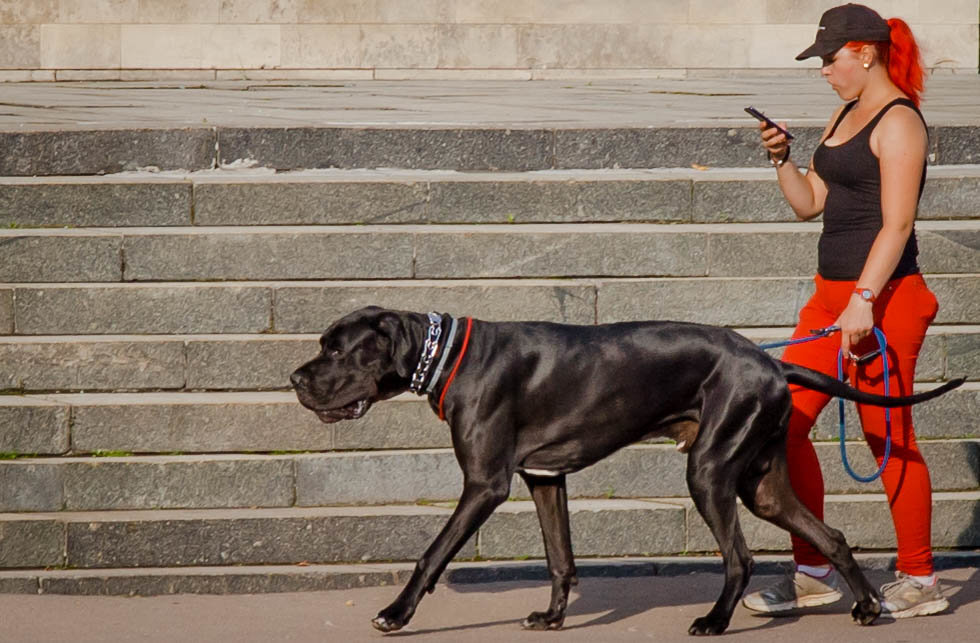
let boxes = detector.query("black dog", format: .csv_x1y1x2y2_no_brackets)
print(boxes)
290,306,962,636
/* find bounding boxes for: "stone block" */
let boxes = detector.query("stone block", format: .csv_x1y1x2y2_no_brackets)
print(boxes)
531,0,689,24
915,25,980,70
217,0,298,23
689,0,765,24
123,231,414,281
0,129,215,176
931,492,980,547
597,278,814,326
915,333,945,381
919,176,980,219
331,397,451,450
564,445,689,499
138,0,220,22
436,24,519,68
0,235,121,282
68,393,330,453
429,178,691,223
39,24,120,69
193,180,428,225
946,333,979,381
121,25,280,69
0,180,192,227
66,507,470,567
454,0,534,23
480,500,686,558
0,25,38,68
217,127,555,171
15,285,272,335
0,398,70,454
556,127,824,170
273,282,597,333
917,228,980,274
708,231,817,277
185,337,318,390
0,518,64,568
360,25,440,68
414,229,708,278
693,177,796,222
63,457,295,510
929,276,979,324
0,574,38,594
937,126,980,164
517,24,672,69
0,461,62,511
0,289,11,334
280,25,361,68
0,339,185,392
59,0,139,22
0,0,58,23
297,450,462,505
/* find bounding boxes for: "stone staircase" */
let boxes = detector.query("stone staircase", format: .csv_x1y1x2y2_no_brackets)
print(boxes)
1,120,977,596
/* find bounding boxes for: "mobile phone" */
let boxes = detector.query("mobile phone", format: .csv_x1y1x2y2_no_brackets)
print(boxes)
745,106,795,140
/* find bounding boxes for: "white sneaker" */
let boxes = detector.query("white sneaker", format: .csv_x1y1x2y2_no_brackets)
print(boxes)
879,572,949,618
742,569,843,613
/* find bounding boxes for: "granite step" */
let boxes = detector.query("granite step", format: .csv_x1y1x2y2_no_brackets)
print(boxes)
3,124,979,176
2,440,977,513
1,221,977,283
0,326,974,393
2,166,979,228
2,383,976,457
2,275,976,335
1,492,977,570
3,551,979,597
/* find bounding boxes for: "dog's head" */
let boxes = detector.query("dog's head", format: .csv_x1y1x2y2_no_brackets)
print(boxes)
290,306,423,423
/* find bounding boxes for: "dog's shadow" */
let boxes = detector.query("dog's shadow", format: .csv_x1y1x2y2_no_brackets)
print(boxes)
388,566,980,636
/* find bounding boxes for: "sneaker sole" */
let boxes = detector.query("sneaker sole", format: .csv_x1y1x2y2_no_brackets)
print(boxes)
742,590,843,614
881,597,950,619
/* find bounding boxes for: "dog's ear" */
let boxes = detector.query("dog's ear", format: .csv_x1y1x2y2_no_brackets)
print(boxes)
372,311,417,379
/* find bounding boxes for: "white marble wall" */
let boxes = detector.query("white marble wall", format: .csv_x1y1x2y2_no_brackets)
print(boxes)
1,1,976,80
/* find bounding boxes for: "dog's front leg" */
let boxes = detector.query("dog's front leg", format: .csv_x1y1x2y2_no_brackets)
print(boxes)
520,472,577,630
372,475,512,632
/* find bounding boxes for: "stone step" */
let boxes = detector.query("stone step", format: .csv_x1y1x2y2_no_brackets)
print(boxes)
3,124,979,176
2,275,976,335
2,221,978,282
0,492,976,569
2,383,976,456
2,440,977,513
1,325,974,393
3,166,979,227
3,551,979,597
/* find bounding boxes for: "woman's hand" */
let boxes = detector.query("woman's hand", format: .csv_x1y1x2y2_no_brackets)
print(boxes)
758,121,790,164
835,294,875,359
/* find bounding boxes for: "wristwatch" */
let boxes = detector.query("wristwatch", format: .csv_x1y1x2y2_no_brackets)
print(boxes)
853,287,876,303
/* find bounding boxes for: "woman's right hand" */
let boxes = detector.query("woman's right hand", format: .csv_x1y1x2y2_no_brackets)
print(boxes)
759,121,790,164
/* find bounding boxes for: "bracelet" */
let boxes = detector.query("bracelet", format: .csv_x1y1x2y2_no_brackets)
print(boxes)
769,146,790,168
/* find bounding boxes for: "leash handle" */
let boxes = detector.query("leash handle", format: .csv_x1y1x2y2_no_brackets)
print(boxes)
837,327,891,483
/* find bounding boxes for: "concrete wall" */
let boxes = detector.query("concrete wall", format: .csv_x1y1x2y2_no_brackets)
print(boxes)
1,1,977,81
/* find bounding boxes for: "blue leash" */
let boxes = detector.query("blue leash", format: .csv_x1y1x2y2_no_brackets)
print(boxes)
760,325,892,483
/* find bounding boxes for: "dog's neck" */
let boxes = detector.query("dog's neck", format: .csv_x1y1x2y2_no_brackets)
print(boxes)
408,312,455,396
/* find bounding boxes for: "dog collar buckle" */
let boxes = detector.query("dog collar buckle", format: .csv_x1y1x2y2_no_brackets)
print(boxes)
409,312,443,394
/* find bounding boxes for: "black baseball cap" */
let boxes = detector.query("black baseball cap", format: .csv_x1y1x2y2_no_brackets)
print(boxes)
796,3,891,60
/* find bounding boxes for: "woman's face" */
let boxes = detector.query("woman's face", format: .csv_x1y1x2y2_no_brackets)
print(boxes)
820,45,869,101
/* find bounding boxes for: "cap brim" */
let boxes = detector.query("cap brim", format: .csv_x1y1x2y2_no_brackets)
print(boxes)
796,38,847,61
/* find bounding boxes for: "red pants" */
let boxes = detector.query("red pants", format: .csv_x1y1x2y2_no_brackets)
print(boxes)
781,273,939,576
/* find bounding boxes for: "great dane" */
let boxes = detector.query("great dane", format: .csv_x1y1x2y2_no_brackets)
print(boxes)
290,306,963,636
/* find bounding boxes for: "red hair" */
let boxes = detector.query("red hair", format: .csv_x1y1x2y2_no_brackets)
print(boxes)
846,18,924,106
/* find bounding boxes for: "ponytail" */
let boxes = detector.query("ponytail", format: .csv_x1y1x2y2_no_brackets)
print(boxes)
846,18,924,107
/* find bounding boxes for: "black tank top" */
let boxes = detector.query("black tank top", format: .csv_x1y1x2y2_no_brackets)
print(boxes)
811,97,925,281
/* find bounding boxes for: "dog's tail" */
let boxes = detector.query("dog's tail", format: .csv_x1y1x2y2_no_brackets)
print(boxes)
779,362,964,407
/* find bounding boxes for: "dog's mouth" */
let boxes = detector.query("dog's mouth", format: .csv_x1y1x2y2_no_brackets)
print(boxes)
313,399,371,424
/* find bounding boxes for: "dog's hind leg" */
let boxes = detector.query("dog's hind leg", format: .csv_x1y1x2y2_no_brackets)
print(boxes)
520,472,578,631
737,445,881,626
685,449,754,636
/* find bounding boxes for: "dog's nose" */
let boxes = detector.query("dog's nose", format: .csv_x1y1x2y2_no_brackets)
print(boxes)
290,371,307,389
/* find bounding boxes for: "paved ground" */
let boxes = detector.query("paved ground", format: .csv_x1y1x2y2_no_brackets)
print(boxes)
1,567,976,642
1,75,978,131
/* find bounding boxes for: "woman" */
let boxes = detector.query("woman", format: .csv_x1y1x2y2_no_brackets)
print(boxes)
740,4,948,619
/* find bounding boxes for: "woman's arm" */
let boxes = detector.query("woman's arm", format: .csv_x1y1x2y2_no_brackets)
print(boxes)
758,106,842,220
835,105,928,354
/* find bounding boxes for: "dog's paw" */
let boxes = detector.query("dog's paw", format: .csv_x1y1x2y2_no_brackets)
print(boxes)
521,611,564,631
372,604,414,633
687,616,728,636
850,597,881,626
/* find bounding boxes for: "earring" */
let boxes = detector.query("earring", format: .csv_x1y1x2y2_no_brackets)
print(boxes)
863,62,870,69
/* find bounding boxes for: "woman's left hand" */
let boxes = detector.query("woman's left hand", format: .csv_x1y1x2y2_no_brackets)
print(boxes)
836,295,875,360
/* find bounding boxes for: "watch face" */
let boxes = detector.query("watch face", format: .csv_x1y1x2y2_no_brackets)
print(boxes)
860,289,873,300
